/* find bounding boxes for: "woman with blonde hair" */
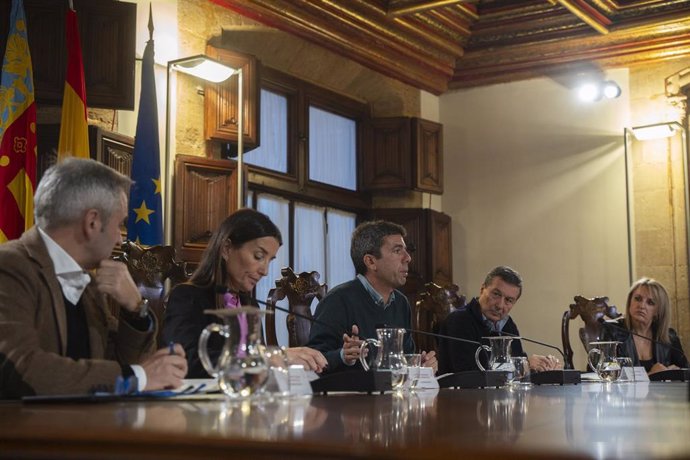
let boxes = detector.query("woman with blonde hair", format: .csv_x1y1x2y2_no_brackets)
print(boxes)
611,278,687,374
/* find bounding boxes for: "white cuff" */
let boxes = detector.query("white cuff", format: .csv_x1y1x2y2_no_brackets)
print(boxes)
339,348,356,366
131,364,147,391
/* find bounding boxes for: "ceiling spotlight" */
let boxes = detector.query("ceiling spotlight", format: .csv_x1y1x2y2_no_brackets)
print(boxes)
602,80,621,99
576,79,622,102
577,82,601,102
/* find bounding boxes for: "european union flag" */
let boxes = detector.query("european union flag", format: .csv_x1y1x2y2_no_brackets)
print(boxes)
127,6,162,246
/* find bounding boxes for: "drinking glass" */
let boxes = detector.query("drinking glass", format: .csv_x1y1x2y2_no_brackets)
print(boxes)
262,345,290,397
508,356,531,387
615,357,635,383
404,353,422,391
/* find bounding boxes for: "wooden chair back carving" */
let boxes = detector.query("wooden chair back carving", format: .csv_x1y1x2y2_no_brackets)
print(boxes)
265,267,327,347
113,241,190,345
561,295,622,369
415,282,466,353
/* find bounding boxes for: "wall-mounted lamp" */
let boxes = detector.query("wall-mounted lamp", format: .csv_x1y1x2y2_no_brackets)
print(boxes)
170,56,234,83
629,121,682,141
623,121,689,285
577,80,621,102
164,55,243,245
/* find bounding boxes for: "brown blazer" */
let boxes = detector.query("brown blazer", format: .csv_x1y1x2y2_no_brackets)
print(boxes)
0,227,156,398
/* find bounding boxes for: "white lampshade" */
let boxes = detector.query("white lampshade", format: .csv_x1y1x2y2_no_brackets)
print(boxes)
170,56,235,83
630,122,681,141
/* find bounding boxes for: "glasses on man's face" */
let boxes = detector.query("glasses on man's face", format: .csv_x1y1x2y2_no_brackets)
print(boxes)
488,289,516,306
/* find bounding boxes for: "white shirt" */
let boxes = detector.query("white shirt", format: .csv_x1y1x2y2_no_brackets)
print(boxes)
38,227,91,304
37,228,147,391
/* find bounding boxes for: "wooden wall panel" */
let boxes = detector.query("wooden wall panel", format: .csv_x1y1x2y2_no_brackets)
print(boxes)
0,0,135,109
414,119,443,194
204,45,260,149
174,155,241,264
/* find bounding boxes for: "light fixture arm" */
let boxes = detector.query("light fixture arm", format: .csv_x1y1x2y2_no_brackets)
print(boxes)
623,128,635,285
236,67,244,210
164,61,173,245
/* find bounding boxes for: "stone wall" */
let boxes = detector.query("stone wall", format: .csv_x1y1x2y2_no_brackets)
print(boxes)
628,57,690,353
37,106,116,133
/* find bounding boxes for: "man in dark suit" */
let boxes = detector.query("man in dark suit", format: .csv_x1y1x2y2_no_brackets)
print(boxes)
438,265,561,374
0,158,187,398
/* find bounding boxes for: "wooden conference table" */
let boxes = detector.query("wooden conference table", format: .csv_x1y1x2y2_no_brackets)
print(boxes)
0,382,689,459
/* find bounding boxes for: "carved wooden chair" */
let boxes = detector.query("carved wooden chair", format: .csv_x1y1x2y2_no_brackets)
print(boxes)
561,295,622,369
415,282,466,353
112,240,190,346
265,267,327,347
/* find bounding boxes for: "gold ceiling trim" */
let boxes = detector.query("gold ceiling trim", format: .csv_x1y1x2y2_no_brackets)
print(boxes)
386,0,468,16
323,0,459,67
593,0,671,14
217,0,690,94
217,0,452,93
551,0,611,34
394,16,466,56
425,9,472,37
454,2,479,21
451,18,690,88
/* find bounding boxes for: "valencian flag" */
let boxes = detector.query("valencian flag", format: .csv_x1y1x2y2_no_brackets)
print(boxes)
57,5,89,160
127,5,162,245
0,0,37,243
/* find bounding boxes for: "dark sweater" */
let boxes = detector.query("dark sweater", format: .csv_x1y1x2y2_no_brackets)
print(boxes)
63,295,91,361
307,279,415,373
438,298,525,374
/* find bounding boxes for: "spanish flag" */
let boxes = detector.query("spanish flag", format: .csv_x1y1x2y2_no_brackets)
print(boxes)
57,6,89,160
0,0,37,243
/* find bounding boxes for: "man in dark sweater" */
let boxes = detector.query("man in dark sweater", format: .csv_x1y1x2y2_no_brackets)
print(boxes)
307,220,437,373
438,266,561,374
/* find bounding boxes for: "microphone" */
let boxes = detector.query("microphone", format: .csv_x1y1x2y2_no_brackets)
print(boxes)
406,327,481,346
374,322,481,346
497,330,567,363
216,286,483,347
216,288,479,348
215,286,348,338
597,318,687,360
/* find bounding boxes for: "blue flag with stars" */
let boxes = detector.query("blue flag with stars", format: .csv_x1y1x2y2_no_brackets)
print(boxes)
127,6,162,245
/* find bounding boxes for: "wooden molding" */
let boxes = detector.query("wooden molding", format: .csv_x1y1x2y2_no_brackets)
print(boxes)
213,0,690,93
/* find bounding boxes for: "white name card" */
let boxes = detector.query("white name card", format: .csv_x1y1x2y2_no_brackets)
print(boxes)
416,367,439,390
632,366,650,382
286,365,314,396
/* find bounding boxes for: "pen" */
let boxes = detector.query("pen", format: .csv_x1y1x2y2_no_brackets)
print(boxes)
168,341,175,355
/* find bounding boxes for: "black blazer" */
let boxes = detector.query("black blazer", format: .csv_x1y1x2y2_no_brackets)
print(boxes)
604,320,687,372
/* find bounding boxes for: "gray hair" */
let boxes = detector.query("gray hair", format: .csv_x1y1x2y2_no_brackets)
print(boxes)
34,158,132,230
350,220,407,275
483,266,523,299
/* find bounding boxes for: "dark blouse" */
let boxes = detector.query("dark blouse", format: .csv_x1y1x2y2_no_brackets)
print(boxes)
603,320,688,371
163,284,255,378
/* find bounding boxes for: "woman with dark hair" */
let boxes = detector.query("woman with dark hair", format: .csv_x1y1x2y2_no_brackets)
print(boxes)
609,278,687,374
164,209,327,378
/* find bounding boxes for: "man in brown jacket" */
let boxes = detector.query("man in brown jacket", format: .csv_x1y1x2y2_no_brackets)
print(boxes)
0,158,187,398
